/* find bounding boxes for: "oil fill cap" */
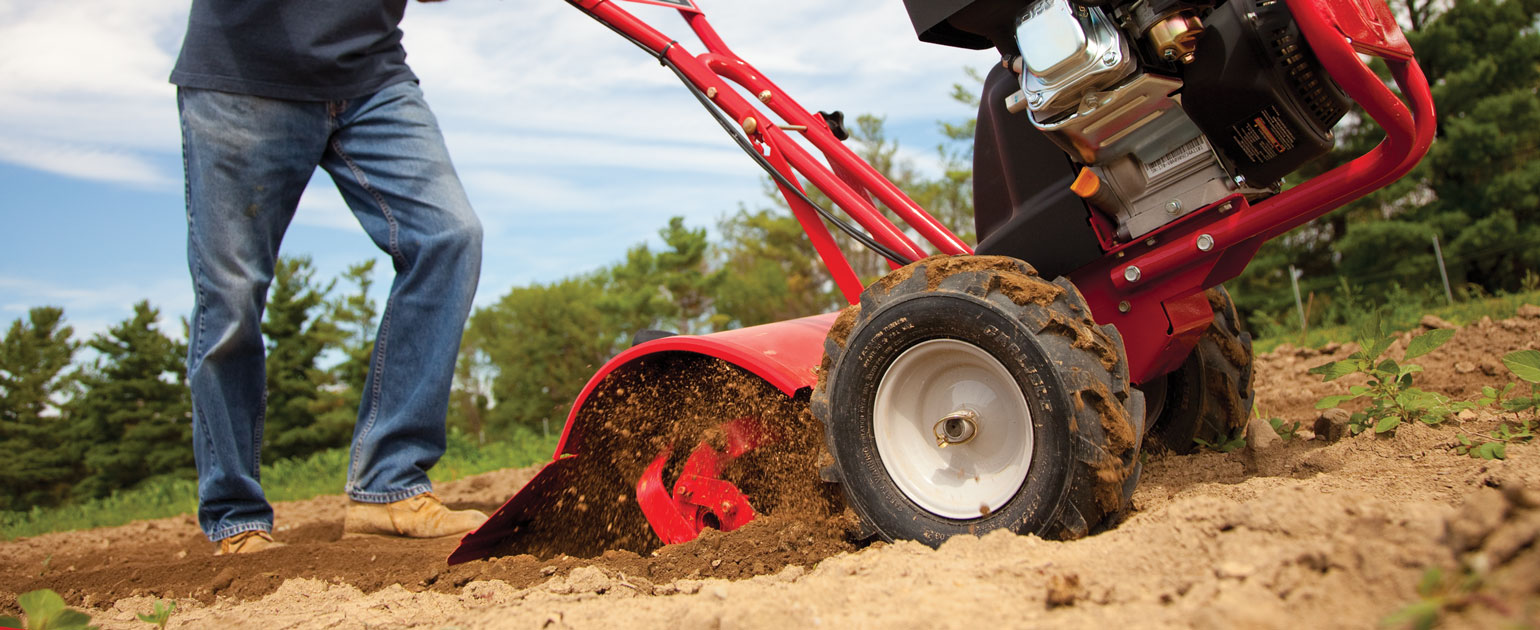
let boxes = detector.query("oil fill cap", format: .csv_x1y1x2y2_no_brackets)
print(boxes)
1070,167,1101,198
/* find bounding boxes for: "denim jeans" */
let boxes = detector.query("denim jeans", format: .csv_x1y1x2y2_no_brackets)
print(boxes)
179,80,482,542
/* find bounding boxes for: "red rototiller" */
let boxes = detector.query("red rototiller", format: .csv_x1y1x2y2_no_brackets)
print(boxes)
451,0,1433,564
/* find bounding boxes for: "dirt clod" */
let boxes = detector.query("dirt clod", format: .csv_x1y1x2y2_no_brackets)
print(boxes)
1313,408,1351,443
1046,573,1084,608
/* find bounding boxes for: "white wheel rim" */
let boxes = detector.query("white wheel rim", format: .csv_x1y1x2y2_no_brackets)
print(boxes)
873,339,1034,520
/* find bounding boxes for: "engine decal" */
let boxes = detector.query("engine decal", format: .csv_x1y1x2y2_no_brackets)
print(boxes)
1230,106,1299,165
1141,136,1213,181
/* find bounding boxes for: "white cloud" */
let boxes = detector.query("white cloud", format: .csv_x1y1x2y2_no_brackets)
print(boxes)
0,273,193,342
0,137,174,188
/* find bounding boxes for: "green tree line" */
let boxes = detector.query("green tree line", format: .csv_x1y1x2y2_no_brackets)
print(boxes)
1233,0,1540,335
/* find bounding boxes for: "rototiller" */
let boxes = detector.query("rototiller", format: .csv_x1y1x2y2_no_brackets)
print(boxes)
450,0,1433,564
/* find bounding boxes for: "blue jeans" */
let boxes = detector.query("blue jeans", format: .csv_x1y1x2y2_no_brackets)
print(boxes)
179,81,482,542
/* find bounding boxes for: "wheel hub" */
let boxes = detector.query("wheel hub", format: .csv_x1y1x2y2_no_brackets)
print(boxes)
934,410,979,447
873,339,1034,520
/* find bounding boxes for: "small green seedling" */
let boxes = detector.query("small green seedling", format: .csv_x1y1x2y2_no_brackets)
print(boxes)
1269,417,1301,440
1309,313,1463,435
136,600,175,630
0,589,98,630
1194,431,1246,453
1455,350,1540,461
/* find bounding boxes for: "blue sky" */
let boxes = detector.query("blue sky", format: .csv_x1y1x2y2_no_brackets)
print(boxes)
0,0,993,341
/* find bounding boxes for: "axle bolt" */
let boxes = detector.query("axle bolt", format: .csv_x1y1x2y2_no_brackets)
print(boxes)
933,409,980,448
1124,266,1142,283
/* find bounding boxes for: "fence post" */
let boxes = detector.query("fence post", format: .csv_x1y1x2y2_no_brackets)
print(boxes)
1432,234,1454,305
1289,264,1307,333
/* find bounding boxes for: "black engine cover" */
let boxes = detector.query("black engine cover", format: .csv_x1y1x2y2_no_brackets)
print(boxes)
972,64,1103,278
1181,0,1349,184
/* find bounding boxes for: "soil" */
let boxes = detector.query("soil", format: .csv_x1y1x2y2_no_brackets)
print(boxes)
4,307,1539,629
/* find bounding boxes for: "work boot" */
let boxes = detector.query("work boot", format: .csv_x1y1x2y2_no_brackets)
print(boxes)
343,492,488,538
215,530,283,555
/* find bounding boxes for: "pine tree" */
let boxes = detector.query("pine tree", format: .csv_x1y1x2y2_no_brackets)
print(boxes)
0,307,79,510
260,256,345,462
655,216,724,335
68,302,192,500
310,260,379,442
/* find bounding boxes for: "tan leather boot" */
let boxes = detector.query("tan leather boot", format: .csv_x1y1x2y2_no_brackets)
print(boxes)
343,492,488,538
215,530,283,555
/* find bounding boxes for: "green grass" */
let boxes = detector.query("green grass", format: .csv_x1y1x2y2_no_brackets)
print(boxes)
0,427,558,541
1252,288,1540,354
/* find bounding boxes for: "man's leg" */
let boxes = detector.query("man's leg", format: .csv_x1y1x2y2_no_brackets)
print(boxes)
181,87,330,543
318,80,483,509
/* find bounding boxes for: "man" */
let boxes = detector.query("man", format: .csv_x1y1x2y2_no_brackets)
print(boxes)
172,0,488,554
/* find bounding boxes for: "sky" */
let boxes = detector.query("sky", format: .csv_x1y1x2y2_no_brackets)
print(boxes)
0,0,995,342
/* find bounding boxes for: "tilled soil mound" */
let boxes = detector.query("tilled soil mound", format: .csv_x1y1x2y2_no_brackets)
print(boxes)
3,307,1539,629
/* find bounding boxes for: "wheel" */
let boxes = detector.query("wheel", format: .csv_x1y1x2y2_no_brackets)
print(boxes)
811,255,1144,545
1144,286,1256,453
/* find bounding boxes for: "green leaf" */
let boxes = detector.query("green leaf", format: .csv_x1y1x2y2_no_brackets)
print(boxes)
1376,359,1401,377
1502,397,1536,412
1375,416,1402,434
1350,385,1372,395
1382,598,1442,630
1475,442,1506,460
1405,329,1456,360
50,608,96,630
1366,335,1396,362
1309,360,1360,382
0,616,21,628
1399,364,1425,377
1503,350,1540,384
1316,394,1359,409
17,589,65,623
1416,567,1444,597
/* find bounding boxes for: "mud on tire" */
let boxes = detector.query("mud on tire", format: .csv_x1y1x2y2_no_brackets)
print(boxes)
811,256,1145,545
1144,286,1256,453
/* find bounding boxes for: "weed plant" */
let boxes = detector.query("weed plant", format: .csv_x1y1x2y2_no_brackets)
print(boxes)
1308,313,1464,435
1455,350,1540,459
0,589,96,629
0,426,557,541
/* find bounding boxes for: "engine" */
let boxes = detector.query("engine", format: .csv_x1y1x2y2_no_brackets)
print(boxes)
905,0,1349,244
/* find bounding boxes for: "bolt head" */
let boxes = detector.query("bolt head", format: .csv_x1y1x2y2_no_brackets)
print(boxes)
1102,50,1119,66
1197,234,1215,252
1027,91,1044,105
1123,266,1142,283
1118,301,1131,313
1165,200,1182,214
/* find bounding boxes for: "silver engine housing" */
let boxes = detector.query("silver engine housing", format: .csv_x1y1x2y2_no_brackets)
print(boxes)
1008,0,1254,240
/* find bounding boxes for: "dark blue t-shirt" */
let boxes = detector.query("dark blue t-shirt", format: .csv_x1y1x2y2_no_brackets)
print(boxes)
170,0,417,101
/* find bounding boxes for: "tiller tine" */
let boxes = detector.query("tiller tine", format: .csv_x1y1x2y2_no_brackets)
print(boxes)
447,314,835,566
636,416,769,544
